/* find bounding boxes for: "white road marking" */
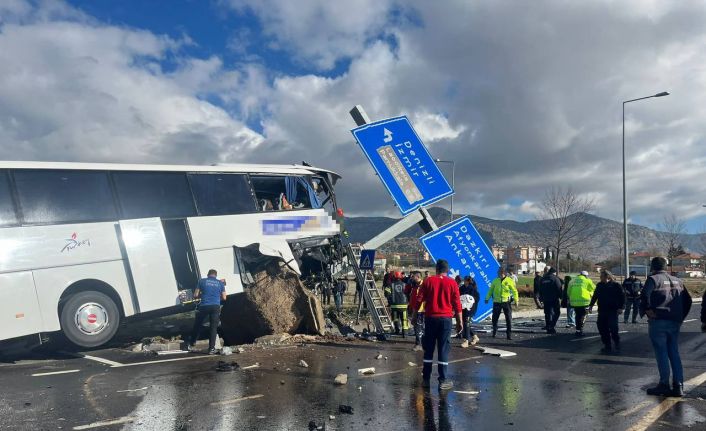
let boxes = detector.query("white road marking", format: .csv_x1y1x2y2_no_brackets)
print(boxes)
626,370,706,431
111,356,211,368
570,331,628,342
210,394,264,406
80,354,123,367
116,386,149,393
32,369,80,377
617,400,655,417
72,416,135,430
453,390,480,395
683,319,697,323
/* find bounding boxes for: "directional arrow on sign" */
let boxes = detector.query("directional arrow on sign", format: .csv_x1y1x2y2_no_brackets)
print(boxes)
383,128,393,143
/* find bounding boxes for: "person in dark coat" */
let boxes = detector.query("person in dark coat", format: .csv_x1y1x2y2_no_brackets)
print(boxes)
533,271,543,309
702,291,705,333
539,267,563,334
459,276,480,347
589,270,625,353
562,275,575,327
640,257,692,397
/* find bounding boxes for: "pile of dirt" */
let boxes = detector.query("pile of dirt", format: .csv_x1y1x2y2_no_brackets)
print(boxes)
220,261,325,345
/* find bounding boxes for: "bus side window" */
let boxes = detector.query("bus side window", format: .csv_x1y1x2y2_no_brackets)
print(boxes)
113,172,196,219
13,170,117,224
0,170,18,226
188,173,257,216
250,175,317,212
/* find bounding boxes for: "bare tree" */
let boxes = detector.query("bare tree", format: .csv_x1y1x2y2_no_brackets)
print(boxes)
537,187,597,271
658,214,686,270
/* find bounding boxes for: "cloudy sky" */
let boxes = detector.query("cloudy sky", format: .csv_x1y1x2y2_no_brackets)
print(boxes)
1,0,705,231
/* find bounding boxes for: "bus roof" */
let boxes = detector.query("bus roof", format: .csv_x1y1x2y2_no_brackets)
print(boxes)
0,160,341,181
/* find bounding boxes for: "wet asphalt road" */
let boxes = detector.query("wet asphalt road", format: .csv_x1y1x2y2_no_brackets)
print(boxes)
1,307,704,431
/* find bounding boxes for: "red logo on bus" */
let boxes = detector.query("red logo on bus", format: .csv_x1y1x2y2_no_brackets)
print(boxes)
61,232,91,253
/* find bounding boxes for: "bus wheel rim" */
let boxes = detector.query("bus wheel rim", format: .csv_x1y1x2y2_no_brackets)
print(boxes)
74,302,108,335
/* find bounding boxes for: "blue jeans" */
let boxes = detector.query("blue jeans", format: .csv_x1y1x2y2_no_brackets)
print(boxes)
648,319,684,385
566,307,575,325
423,317,452,383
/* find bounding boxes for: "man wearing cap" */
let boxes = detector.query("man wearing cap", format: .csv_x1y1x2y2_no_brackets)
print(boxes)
539,267,563,334
567,270,596,336
623,270,643,324
640,257,692,397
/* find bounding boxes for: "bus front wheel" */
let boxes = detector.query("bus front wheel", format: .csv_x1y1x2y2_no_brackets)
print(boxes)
60,291,120,348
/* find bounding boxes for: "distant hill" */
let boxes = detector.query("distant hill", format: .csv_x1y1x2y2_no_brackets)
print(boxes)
344,207,705,263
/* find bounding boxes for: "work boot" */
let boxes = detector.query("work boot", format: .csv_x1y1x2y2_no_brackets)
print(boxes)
461,340,469,349
413,344,423,352
671,383,684,397
575,330,584,337
646,383,672,397
471,335,480,345
614,341,621,352
208,348,218,355
547,328,557,334
506,333,512,340
600,346,612,354
439,380,454,391
492,330,497,338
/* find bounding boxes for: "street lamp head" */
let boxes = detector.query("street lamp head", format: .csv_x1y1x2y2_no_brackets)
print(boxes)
654,91,670,97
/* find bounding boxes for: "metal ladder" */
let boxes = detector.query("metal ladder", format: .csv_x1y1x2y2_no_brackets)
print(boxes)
345,244,393,334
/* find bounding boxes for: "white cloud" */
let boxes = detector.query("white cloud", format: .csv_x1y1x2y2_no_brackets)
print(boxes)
0,0,263,164
224,0,398,70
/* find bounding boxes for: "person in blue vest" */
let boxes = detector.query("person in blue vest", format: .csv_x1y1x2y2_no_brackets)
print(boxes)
189,269,227,355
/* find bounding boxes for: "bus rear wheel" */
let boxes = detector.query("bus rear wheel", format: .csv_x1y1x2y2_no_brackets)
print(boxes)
60,291,120,348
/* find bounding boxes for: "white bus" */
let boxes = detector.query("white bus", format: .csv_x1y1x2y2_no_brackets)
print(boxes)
0,161,342,348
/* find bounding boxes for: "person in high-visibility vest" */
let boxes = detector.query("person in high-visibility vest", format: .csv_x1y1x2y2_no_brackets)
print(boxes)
567,270,596,336
485,268,519,340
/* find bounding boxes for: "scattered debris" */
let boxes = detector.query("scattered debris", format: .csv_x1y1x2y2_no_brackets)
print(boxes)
236,347,245,354
308,420,322,430
357,386,362,391
221,347,233,356
375,353,383,360
334,374,348,385
357,367,375,375
241,363,260,370
329,415,335,420
474,346,517,358
339,405,354,415
280,380,285,385
256,416,266,419
299,359,309,368
216,361,240,372
219,258,326,345
408,362,417,367
454,390,480,395
131,343,143,353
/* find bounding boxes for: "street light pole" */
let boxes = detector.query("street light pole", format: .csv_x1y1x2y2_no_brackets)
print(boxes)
435,158,455,223
622,91,669,278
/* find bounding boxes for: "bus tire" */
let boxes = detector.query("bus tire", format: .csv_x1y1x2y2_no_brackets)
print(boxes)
60,290,120,348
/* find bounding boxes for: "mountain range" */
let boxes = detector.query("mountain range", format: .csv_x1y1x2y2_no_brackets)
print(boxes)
343,207,705,263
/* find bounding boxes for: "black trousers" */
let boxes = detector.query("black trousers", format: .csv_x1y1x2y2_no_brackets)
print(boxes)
543,300,561,330
422,317,452,382
573,306,588,331
491,302,512,334
191,305,220,350
462,309,475,340
597,311,620,348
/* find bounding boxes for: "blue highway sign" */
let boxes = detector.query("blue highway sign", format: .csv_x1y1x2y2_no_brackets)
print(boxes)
352,116,454,215
359,249,376,270
420,216,500,323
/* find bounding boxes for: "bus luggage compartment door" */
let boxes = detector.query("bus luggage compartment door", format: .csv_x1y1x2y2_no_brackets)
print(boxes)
118,218,179,313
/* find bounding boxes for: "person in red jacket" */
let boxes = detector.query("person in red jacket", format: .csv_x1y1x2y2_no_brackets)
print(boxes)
413,259,463,391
